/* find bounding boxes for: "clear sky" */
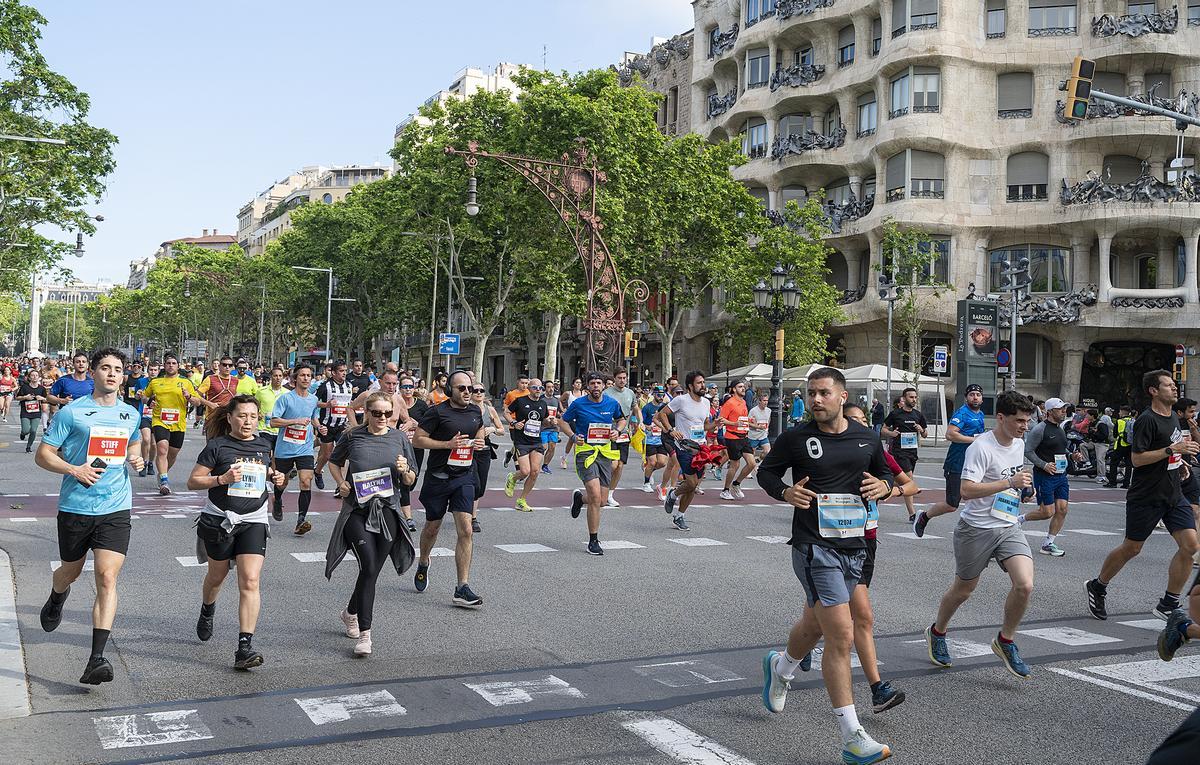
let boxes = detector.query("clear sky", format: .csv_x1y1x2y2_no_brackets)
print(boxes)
32,0,693,283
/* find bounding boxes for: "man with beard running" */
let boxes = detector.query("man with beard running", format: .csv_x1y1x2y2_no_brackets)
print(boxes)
881,387,926,523
914,384,985,538
142,354,205,495
1020,397,1073,557
602,369,638,508
504,378,556,511
269,363,326,534
313,360,354,490
558,372,626,555
656,372,721,531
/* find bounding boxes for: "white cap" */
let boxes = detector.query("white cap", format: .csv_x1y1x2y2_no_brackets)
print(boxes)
1044,397,1069,410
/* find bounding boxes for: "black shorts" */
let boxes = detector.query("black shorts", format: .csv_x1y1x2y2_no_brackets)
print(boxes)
139,415,152,431
275,455,315,473
944,471,962,508
1183,470,1200,506
196,514,267,560
151,426,185,449
614,442,630,464
57,510,131,562
724,438,753,460
860,536,878,587
645,443,670,458
892,452,917,474
1126,498,1197,543
317,424,346,445
515,442,545,456
420,473,475,522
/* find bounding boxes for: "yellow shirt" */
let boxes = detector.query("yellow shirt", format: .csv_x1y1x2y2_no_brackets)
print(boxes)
145,375,197,432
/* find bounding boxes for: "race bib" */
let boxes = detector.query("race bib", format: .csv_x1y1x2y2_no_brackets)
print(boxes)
86,426,129,467
586,423,611,445
282,423,309,445
646,424,662,446
160,407,181,425
448,445,474,467
352,467,394,501
989,488,1022,523
523,418,542,437
753,419,769,431
866,499,879,531
329,393,351,418
1054,454,1068,473
547,405,558,418
613,426,630,443
24,399,40,413
688,425,705,441
817,493,867,539
1169,435,1188,470
228,461,267,499
731,415,750,434
900,432,919,450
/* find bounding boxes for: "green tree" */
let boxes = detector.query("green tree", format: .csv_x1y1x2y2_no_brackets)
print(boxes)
876,217,943,376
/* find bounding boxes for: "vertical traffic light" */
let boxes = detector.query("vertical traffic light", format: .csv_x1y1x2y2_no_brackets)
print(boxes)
1064,56,1096,121
623,330,633,358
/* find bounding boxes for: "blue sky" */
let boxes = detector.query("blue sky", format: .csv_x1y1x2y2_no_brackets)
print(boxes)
32,0,693,282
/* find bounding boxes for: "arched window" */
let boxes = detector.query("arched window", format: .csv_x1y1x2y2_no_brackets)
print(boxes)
989,244,1069,293
742,118,768,158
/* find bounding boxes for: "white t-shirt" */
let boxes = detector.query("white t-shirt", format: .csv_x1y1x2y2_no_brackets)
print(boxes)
747,405,772,441
667,393,711,442
959,430,1028,529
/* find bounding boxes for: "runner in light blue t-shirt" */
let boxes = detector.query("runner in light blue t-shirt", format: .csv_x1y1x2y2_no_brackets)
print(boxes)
268,363,325,535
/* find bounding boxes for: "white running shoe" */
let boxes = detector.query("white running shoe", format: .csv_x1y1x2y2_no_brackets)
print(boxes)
354,630,372,656
605,495,620,508
720,489,737,501
842,727,891,763
641,481,654,493
733,486,746,499
696,486,705,495
340,609,360,638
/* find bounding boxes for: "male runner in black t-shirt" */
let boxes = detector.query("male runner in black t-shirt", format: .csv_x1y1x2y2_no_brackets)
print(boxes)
1087,369,1200,622
881,386,926,523
756,367,895,764
504,378,555,512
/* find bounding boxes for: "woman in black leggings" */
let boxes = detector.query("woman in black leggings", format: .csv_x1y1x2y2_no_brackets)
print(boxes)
324,392,417,656
15,369,46,452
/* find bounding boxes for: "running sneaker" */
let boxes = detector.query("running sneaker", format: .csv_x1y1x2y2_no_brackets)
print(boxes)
504,472,517,497
158,476,171,496
1040,541,1065,557
800,651,812,672
314,472,325,490
39,587,68,632
414,564,429,593
925,625,952,667
405,518,417,533
720,489,737,501
340,608,360,638
841,727,891,764
1085,579,1108,620
587,539,604,556
642,481,654,493
672,514,689,532
761,650,790,713
560,457,567,469
1158,609,1192,661
294,520,312,536
137,466,147,478
79,656,114,685
516,498,532,512
907,514,915,524
453,583,483,608
571,489,584,519
196,605,214,642
471,518,482,533
664,488,677,515
912,511,929,538
871,681,905,713
605,495,620,508
1153,597,1181,621
147,461,156,476
657,486,667,502
991,637,1030,679
696,486,705,495
733,485,746,499
354,630,372,656
272,497,283,522
503,449,513,468
541,465,552,475
234,646,264,670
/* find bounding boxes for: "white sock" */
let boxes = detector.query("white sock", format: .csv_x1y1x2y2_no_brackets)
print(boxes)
1016,514,1026,526
673,510,684,520
833,704,860,742
1045,534,1056,545
775,650,802,680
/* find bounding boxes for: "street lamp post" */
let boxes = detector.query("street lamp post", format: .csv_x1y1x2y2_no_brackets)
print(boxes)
290,266,356,363
753,264,800,438
877,266,901,407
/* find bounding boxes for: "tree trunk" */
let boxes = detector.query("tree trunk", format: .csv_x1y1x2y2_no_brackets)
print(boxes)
524,315,540,380
472,322,494,382
649,306,686,381
373,333,384,367
543,311,562,383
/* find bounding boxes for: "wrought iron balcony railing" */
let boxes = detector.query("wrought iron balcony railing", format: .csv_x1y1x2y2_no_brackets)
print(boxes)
1091,6,1177,37
769,62,826,91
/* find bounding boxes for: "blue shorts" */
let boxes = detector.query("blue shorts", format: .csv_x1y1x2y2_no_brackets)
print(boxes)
675,446,704,477
541,430,559,444
749,437,770,449
1034,471,1069,506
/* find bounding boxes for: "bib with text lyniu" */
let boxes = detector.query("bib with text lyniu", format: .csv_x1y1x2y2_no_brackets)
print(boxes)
448,445,474,467
817,493,866,538
1054,454,1067,473
352,467,394,502
228,462,267,499
86,426,129,467
990,488,1022,523
900,432,918,450
586,423,611,445
160,408,181,425
330,393,352,418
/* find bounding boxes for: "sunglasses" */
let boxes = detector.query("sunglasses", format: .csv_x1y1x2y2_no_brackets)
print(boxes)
529,386,544,391
368,409,392,417
220,362,232,367
400,384,414,389
471,387,486,394
452,384,471,392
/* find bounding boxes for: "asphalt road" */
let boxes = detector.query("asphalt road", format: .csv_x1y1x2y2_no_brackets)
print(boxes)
0,417,1195,765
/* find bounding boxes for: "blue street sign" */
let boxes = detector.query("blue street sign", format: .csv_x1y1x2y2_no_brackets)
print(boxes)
135,346,144,355
996,347,1011,367
438,333,461,355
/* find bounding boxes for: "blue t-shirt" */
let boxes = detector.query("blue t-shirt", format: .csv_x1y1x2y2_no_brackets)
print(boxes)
641,401,665,444
944,404,987,473
43,396,141,516
562,395,624,445
50,374,94,402
270,389,320,459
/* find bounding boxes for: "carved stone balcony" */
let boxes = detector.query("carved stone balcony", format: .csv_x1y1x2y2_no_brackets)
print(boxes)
838,285,867,305
764,192,874,235
998,108,1032,119
1028,26,1077,37
707,90,737,119
1091,6,1178,37
1060,166,1200,205
769,62,826,92
776,0,834,22
770,126,846,160
708,24,739,60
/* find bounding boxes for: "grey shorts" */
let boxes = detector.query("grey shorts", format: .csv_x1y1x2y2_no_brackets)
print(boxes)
791,543,866,608
575,453,613,488
953,519,1031,581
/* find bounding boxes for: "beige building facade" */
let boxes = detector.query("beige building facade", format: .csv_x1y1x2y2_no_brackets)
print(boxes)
692,0,1200,410
393,63,525,143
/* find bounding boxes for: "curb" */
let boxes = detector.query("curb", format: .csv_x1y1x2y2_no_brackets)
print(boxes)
0,548,30,719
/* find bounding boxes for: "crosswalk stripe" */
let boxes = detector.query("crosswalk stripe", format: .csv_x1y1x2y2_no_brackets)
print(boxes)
1018,626,1122,646
668,537,727,547
175,556,205,568
887,532,943,540
495,543,557,554
601,540,646,549
290,552,326,563
621,715,756,765
746,535,788,544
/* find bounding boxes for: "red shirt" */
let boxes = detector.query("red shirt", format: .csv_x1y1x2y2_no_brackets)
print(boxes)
719,396,750,439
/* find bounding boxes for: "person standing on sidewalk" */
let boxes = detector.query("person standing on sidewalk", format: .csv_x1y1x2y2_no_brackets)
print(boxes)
1105,405,1134,489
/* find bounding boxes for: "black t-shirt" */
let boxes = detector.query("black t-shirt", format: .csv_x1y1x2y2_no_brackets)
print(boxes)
122,374,145,408
757,420,894,551
315,379,354,426
418,401,484,476
196,434,274,514
1128,407,1184,507
17,381,43,418
1033,421,1069,465
329,426,417,511
883,408,926,457
346,372,372,397
509,396,551,447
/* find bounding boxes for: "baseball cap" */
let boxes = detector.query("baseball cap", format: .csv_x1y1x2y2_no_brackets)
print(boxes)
1045,397,1069,410
965,384,983,394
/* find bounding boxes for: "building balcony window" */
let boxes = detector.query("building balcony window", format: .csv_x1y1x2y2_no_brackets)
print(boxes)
1028,26,1076,37
912,104,940,114
1007,183,1048,202
998,108,1032,119
838,53,854,69
746,144,768,159
776,0,834,22
885,187,906,202
888,106,909,119
707,90,737,119
1060,167,1200,205
871,39,881,55
892,26,906,39
747,80,768,90
708,24,739,59
911,178,944,198
771,126,847,159
986,31,1006,38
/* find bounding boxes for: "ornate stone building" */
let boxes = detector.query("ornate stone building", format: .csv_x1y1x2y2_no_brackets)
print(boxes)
692,0,1200,408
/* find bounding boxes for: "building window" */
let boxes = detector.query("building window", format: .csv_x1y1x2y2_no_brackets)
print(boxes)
997,71,1033,118
1006,152,1049,201
780,113,816,137
747,48,770,89
322,193,333,204
1028,0,1077,35
989,245,1069,293
891,0,908,37
1145,72,1172,99
747,186,770,208
857,92,878,137
1103,154,1143,183
838,25,855,68
910,0,939,29
825,107,842,137
886,237,950,284
1127,1,1156,14
1006,334,1052,382
794,46,814,67
746,0,777,25
1191,1,1200,26
781,185,808,208
890,71,910,118
912,67,940,112
1093,71,1126,97
827,178,852,205
910,150,945,199
870,17,883,55
742,118,768,158
885,152,907,201
1136,254,1158,289
987,0,1007,37
669,86,679,125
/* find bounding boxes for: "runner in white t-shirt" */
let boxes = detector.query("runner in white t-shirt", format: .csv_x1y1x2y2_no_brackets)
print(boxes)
656,371,722,531
747,393,773,463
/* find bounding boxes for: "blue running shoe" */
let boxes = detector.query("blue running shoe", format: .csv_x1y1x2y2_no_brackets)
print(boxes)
991,636,1030,679
1158,609,1192,662
800,651,813,672
925,625,952,667
842,727,891,764
870,681,905,713
761,650,789,713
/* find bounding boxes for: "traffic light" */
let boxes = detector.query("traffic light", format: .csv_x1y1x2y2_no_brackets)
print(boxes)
877,274,899,302
630,337,639,358
623,330,633,358
1064,56,1096,121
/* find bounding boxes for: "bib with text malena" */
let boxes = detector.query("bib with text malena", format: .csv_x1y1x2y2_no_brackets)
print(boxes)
228,461,267,499
87,426,129,468
989,488,1022,524
817,493,866,538
352,467,394,502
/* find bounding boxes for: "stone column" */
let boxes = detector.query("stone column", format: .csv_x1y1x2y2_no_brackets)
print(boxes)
768,188,781,211
1071,236,1091,291
973,238,989,296
1098,233,1113,301
845,251,863,288
1158,236,1176,289
849,174,863,200
1185,229,1200,303
1060,341,1088,406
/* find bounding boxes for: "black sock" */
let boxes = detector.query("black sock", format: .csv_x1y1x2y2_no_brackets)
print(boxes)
90,628,110,658
1164,591,1181,606
298,489,311,520
589,532,598,543
49,587,68,604
238,632,253,647
869,680,882,691
732,481,740,487
200,601,216,616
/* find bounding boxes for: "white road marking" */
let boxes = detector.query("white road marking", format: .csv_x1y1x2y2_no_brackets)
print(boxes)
887,532,943,540
601,540,646,549
4,494,29,497
621,715,757,765
413,547,454,557
50,559,93,572
1049,668,1194,711
93,709,213,750
633,659,744,688
494,543,557,554
8,517,36,522
1018,627,1122,646
807,645,870,670
160,514,186,519
1081,655,1200,703
175,557,205,568
294,690,407,725
746,535,789,544
904,637,994,658
290,552,326,563
1067,528,1119,536
0,551,30,720
464,675,585,706
668,537,728,547
1118,619,1168,631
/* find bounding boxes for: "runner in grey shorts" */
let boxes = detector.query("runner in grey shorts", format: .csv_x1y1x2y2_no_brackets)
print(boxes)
792,543,867,607
952,520,1031,581
575,454,612,487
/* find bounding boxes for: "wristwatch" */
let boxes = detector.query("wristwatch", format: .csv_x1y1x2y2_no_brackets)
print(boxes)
1166,444,1175,456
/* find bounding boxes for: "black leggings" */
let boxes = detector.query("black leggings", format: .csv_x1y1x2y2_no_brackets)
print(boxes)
474,449,494,501
344,512,391,631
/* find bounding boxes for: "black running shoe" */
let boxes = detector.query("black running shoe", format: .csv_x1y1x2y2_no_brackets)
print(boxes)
414,563,429,593
471,518,481,534
79,656,114,685
314,472,326,490
1086,579,1108,620
405,517,417,533
570,489,583,519
1153,597,1181,621
272,498,283,522
234,646,264,670
587,539,604,556
453,583,483,608
196,606,214,642
40,587,68,632
294,520,312,536
871,681,906,713
913,511,929,538
503,449,513,468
